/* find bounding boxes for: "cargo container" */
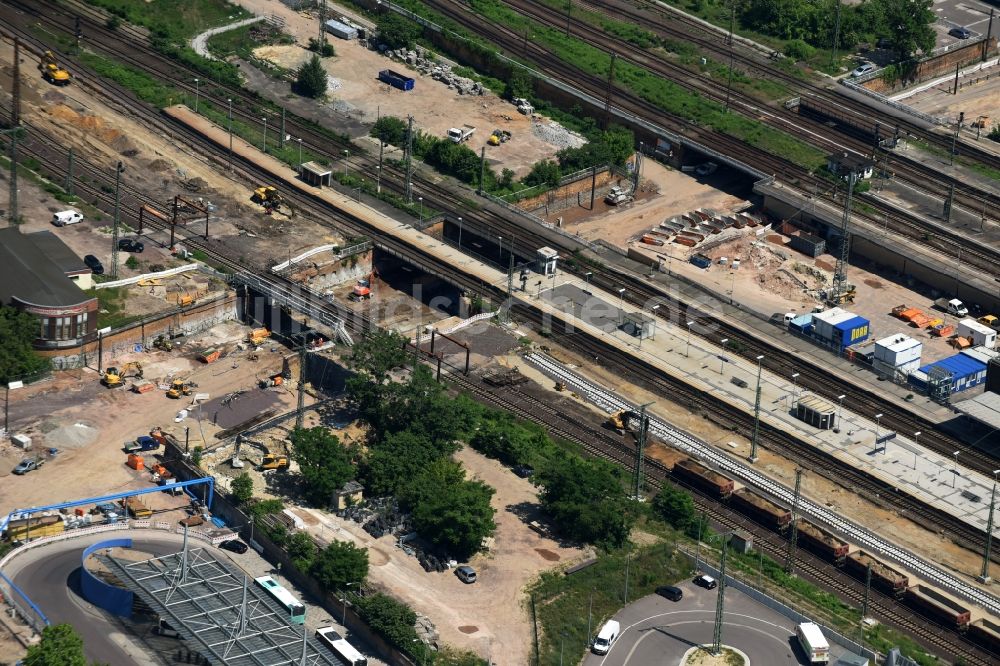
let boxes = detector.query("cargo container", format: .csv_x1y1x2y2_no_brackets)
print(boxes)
690,253,711,268
845,551,908,597
795,520,849,563
672,458,734,499
323,19,358,40
957,318,997,349
968,618,1000,652
378,69,414,91
788,313,815,335
730,488,791,531
813,308,870,350
789,232,826,258
873,334,922,375
905,584,970,630
3,514,63,541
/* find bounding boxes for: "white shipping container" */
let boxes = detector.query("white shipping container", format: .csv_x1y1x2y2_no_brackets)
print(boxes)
812,308,855,342
957,319,997,349
874,334,922,368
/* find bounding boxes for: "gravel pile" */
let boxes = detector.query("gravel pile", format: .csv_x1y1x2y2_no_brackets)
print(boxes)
47,422,98,450
531,120,586,149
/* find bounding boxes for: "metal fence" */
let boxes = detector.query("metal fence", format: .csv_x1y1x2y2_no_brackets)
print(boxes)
0,570,48,635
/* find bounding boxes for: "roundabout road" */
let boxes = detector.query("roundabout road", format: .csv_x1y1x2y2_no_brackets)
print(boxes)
584,579,855,666
4,532,201,665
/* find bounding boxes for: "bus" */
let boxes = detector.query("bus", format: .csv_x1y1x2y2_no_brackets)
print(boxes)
254,576,306,625
316,627,368,666
795,622,830,664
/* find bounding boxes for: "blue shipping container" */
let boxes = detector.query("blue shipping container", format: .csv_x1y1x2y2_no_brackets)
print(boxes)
916,354,987,393
830,315,870,349
378,69,415,91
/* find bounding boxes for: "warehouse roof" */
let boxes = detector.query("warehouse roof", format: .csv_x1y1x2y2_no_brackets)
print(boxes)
919,354,987,378
961,346,1000,365
833,315,869,332
954,391,1000,431
875,334,920,352
0,228,93,308
28,231,89,274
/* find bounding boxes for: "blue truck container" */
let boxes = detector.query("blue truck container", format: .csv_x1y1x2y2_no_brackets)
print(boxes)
830,315,870,350
788,313,815,336
911,354,988,394
378,69,415,91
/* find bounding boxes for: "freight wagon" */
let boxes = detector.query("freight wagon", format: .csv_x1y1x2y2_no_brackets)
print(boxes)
795,520,849,563
968,618,1000,652
904,584,971,630
730,488,791,531
845,551,908,597
672,458,735,499
3,514,64,542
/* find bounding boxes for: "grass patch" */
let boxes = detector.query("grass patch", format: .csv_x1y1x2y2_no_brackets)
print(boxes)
206,21,294,61
86,286,144,330
83,0,250,42
78,51,182,107
529,541,689,665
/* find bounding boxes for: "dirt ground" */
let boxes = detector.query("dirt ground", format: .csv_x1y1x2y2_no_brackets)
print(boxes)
901,59,1000,131
555,160,750,246
511,332,999,602
292,446,588,666
231,0,583,178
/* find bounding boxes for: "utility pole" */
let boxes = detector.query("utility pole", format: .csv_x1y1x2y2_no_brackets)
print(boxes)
861,561,873,621
501,240,515,324
979,472,999,583
784,469,802,574
295,339,307,430
603,52,617,129
478,146,486,195
711,534,730,655
986,9,995,63
749,354,765,462
830,0,842,69
831,170,856,303
110,161,125,279
65,148,74,195
319,0,327,51
11,38,20,127
404,115,414,202
279,107,286,149
944,183,955,223
565,0,572,36
74,17,83,49
632,403,653,498
950,112,964,165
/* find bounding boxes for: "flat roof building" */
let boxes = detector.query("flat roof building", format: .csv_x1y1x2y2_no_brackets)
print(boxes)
0,228,98,348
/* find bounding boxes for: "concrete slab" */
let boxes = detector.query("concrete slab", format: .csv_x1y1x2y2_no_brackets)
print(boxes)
193,388,284,430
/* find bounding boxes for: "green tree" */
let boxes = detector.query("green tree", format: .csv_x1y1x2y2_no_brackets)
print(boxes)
651,485,696,533
536,453,633,548
370,116,408,147
504,68,534,100
469,416,542,467
0,306,49,383
376,13,422,50
354,593,419,649
24,623,88,666
287,530,318,570
523,160,561,187
400,460,496,559
294,54,328,98
290,427,356,507
362,429,453,496
348,328,409,386
230,472,254,504
310,539,370,590
877,0,936,60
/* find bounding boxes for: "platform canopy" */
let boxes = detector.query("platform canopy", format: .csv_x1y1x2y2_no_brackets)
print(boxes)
955,391,1000,431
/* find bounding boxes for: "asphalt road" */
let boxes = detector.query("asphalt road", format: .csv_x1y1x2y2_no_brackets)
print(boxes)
7,533,188,665
583,579,855,666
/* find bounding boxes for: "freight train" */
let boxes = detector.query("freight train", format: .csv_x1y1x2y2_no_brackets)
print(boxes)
845,551,909,598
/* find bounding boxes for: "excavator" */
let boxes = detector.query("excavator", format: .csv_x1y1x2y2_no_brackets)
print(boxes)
349,269,378,302
39,50,71,86
605,409,638,435
153,335,173,352
166,378,197,399
250,186,292,216
101,362,143,388
259,453,290,471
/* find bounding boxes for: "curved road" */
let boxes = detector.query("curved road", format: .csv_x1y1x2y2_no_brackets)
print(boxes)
584,580,853,665
5,532,195,665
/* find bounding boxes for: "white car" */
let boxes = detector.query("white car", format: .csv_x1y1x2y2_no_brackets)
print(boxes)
851,63,877,78
52,210,84,226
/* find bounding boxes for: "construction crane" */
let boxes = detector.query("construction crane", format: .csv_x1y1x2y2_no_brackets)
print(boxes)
828,170,858,306
39,50,70,86
101,362,143,388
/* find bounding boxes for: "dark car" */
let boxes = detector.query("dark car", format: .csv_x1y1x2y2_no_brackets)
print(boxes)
118,238,144,253
219,539,249,554
84,254,104,275
949,26,972,39
513,464,535,478
655,585,683,601
694,575,718,590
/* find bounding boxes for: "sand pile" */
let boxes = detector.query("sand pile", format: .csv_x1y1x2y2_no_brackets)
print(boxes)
46,422,99,450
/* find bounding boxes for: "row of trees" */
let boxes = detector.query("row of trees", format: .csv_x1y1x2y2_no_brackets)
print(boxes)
0,306,48,384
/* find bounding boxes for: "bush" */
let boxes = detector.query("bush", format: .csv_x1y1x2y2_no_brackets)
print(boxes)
377,13,422,50
294,54,328,98
124,255,139,270
370,116,408,147
523,160,561,187
783,39,814,61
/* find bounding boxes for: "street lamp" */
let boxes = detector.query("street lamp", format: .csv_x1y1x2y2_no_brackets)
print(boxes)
418,196,423,223
342,149,350,176
375,165,381,193
584,271,593,289
749,354,765,462
836,394,846,431
193,77,200,113
913,431,921,469
97,326,112,373
719,338,729,374
790,372,800,409
953,450,961,487
686,320,694,357
457,216,463,249
497,235,504,261
873,413,884,454
617,288,626,324
227,98,233,171
651,304,660,339
296,137,303,168
261,116,268,153
340,582,359,626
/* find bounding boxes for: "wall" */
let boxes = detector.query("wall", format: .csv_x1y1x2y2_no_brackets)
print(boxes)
40,292,239,370
287,250,374,291
80,538,135,617
514,169,620,217
864,38,998,93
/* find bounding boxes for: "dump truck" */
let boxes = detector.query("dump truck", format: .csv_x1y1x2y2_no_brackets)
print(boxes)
123,436,160,454
121,497,152,519
101,362,143,388
39,50,70,85
447,125,475,143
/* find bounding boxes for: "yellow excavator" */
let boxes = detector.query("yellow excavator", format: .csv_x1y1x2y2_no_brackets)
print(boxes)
259,454,290,471
605,409,638,435
101,362,143,388
166,378,196,399
39,50,71,86
250,186,292,216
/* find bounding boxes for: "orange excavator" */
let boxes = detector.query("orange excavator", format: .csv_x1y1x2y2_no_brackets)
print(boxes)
349,269,378,302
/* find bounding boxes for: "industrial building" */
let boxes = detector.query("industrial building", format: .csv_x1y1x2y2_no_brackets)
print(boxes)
910,351,989,396
0,228,98,348
873,334,922,377
826,152,875,180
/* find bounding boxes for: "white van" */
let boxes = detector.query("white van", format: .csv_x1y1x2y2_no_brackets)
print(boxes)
795,622,830,663
52,210,83,226
591,619,620,655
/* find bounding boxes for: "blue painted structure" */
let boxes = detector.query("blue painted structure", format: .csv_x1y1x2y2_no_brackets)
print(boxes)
81,539,135,617
911,354,988,393
829,315,870,350
788,313,814,335
0,570,50,627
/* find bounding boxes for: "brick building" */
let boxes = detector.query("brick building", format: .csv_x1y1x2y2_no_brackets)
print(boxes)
0,228,98,348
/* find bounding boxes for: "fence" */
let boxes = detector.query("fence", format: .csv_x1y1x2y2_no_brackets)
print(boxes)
94,263,200,290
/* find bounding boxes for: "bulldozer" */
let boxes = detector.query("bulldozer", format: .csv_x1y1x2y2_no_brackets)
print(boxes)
259,453,290,471
250,186,292,216
39,50,70,86
605,409,638,435
101,362,143,388
166,379,196,399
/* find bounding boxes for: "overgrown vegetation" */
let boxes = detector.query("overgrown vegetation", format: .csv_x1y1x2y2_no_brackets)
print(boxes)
85,0,250,42
23,623,99,666
0,306,49,384
208,22,294,61
83,286,143,330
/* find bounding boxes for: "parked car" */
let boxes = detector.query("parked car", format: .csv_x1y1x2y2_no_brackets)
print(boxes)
12,458,43,475
694,574,718,590
118,238,144,253
219,539,249,554
513,464,534,478
84,254,104,275
655,585,683,601
51,210,83,226
851,63,877,77
949,26,972,39
455,565,477,584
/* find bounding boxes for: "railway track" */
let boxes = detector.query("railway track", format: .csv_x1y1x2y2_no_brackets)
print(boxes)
2,33,995,663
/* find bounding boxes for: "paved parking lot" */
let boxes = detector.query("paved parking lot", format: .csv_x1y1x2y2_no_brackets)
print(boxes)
582,579,857,666
932,0,997,44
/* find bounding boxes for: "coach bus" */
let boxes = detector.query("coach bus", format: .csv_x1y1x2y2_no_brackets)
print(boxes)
254,575,306,625
316,627,368,665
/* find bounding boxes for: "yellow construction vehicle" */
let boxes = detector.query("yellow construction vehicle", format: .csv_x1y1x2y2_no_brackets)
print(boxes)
605,409,637,434
488,129,511,146
250,186,291,216
166,379,196,399
101,362,143,388
39,50,71,86
248,327,270,346
153,335,173,352
259,454,290,471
